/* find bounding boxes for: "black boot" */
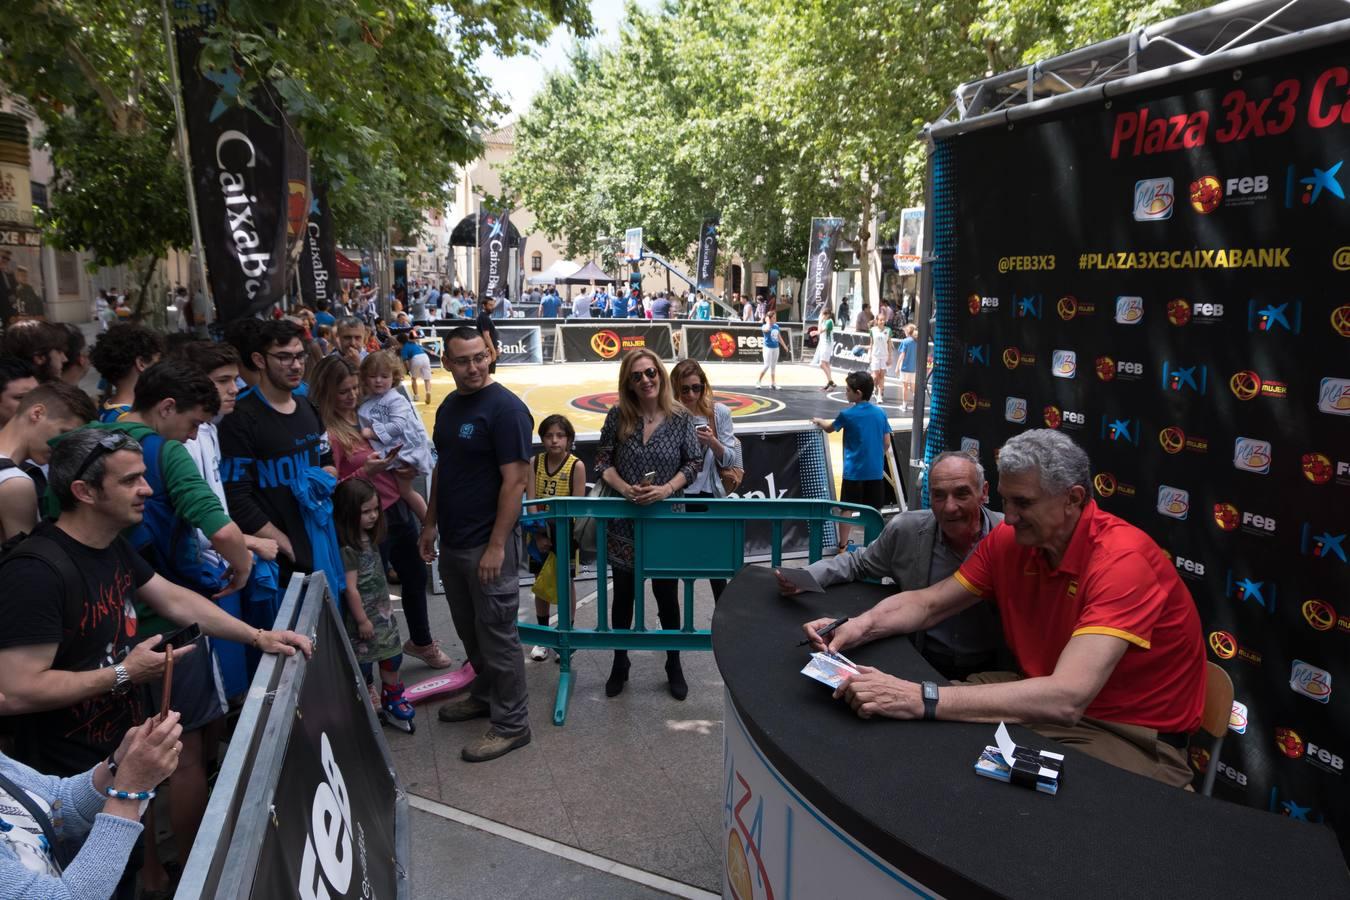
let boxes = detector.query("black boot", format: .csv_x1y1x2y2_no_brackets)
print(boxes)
605,651,630,697
665,651,688,701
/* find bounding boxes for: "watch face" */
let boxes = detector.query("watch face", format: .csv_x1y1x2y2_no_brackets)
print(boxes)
923,682,939,701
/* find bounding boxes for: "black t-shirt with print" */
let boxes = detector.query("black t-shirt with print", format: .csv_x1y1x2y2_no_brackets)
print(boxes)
0,528,154,775
432,381,532,548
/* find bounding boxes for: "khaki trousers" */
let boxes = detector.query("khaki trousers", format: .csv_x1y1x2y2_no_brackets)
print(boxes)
962,671,1194,789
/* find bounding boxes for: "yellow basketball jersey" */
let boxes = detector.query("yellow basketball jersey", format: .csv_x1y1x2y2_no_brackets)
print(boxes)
532,453,578,498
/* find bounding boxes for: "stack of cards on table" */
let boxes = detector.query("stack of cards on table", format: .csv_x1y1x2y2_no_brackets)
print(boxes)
973,723,1065,796
801,651,859,689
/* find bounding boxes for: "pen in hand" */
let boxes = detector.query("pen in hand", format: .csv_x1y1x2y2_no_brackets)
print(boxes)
798,616,850,646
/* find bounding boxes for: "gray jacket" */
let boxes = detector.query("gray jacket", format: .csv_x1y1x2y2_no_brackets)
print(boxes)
805,508,1005,660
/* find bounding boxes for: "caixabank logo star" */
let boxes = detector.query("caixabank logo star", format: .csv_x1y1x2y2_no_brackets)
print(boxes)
1100,416,1140,445
1159,425,1209,455
1162,361,1209,394
1247,299,1302,334
1300,523,1348,565
966,344,990,366
1226,571,1276,613
1013,294,1042,319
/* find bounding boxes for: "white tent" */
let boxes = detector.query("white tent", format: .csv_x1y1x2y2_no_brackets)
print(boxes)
528,260,582,285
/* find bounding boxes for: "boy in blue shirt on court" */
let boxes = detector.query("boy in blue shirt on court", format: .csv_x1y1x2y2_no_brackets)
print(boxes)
812,370,891,551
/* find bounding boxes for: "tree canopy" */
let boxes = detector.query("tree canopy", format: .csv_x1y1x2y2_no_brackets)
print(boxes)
504,0,1209,304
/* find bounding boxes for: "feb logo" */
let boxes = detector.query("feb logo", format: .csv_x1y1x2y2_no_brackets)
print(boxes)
1162,361,1208,394
1043,405,1062,429
967,294,981,316
1051,350,1077,378
1301,524,1348,564
1276,727,1306,759
1333,303,1350,337
1317,377,1350,415
1302,452,1334,484
1095,355,1116,381
1302,598,1337,632
1115,295,1144,324
708,331,737,358
1248,299,1302,334
1133,177,1175,220
1157,485,1190,520
1213,503,1239,531
1234,436,1272,474
1167,298,1192,325
1005,397,1028,424
1189,175,1223,213
1290,659,1332,704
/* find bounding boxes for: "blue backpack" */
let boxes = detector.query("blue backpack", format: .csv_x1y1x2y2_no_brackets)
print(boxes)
129,431,232,595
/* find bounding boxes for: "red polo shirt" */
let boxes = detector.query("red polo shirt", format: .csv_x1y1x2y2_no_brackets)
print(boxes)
953,501,1204,733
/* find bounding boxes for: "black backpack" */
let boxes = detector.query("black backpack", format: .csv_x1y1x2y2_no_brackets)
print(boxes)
0,522,86,631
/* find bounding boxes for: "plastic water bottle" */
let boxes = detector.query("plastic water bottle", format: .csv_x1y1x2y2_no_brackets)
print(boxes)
846,538,857,554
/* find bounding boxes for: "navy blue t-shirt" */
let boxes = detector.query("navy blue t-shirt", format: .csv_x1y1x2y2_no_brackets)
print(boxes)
432,381,533,547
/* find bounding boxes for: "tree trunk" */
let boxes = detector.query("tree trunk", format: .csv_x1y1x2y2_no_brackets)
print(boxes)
130,255,159,322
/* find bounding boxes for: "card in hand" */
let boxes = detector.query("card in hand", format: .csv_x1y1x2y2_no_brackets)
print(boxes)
801,651,859,689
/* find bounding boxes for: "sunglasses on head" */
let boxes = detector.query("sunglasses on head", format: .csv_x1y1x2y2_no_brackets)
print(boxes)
629,367,660,384
72,432,137,483
678,383,705,395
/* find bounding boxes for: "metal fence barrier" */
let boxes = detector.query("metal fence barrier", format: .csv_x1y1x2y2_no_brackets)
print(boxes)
517,497,884,724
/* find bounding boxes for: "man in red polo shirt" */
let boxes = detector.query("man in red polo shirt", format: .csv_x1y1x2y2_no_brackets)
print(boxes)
803,429,1205,787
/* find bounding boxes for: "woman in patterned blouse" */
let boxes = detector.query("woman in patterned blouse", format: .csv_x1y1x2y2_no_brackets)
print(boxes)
594,349,702,700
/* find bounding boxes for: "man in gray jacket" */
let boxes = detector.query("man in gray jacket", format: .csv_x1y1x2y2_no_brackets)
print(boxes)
777,450,1005,679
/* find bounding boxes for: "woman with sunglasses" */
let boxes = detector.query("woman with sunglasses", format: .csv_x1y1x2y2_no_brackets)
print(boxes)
670,360,741,601
594,349,702,700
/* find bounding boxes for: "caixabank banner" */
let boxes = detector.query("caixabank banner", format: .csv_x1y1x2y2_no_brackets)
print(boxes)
931,41,1350,850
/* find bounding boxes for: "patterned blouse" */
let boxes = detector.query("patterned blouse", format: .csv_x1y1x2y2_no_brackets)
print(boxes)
594,406,702,570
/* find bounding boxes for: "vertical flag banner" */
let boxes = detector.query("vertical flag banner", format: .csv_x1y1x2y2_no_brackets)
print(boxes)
477,204,511,301
173,6,292,322
896,207,924,274
283,126,311,283
299,181,337,309
931,38,1350,847
803,216,845,322
696,215,721,290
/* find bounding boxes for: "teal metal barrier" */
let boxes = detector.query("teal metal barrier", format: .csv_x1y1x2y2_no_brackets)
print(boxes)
518,497,884,724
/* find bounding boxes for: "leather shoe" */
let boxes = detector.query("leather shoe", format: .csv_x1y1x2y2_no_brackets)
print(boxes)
437,695,489,723
461,726,531,762
605,652,630,698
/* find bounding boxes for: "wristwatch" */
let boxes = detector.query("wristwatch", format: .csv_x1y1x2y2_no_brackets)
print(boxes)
921,681,939,721
111,663,132,696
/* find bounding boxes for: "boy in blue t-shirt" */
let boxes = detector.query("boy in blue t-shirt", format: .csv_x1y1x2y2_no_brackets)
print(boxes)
812,370,892,550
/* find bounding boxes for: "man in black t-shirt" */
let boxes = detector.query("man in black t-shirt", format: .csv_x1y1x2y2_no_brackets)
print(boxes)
218,320,334,582
0,428,310,777
475,297,501,374
420,326,532,763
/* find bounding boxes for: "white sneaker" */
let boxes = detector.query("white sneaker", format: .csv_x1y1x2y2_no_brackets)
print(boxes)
529,645,549,661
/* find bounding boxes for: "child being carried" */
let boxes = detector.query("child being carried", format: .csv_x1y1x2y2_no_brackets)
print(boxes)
358,350,433,520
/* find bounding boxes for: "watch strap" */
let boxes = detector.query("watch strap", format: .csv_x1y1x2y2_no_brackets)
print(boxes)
921,681,939,721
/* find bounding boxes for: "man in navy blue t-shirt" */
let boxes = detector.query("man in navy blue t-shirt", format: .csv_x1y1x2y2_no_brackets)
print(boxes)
421,326,533,762
812,370,892,550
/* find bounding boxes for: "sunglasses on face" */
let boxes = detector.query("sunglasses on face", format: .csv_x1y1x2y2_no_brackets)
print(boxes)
678,383,705,395
629,367,660,384
72,432,137,483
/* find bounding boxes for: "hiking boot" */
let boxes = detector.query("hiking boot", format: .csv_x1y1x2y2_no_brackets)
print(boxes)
437,695,490,723
461,726,531,762
404,639,452,669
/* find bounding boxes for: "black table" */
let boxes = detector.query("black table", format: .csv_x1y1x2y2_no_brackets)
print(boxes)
711,566,1350,898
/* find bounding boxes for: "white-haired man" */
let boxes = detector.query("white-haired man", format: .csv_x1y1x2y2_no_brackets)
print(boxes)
803,429,1205,787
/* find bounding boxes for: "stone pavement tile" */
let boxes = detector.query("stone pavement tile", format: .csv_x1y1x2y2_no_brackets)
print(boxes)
551,747,700,851
390,743,440,801
408,809,675,900
595,827,724,894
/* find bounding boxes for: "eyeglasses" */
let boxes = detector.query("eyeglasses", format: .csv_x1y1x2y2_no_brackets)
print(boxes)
629,367,660,384
267,351,307,367
72,432,137,483
448,352,491,367
678,383,705,395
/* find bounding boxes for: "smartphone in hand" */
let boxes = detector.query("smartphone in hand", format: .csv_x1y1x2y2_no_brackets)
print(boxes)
639,471,657,486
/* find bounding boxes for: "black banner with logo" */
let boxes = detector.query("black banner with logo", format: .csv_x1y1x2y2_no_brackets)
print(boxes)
824,329,877,373
252,597,399,897
299,181,337,309
283,126,310,284
937,40,1350,847
695,216,720,290
558,323,675,362
477,206,511,301
493,325,543,365
683,323,795,363
174,14,292,322
803,217,845,322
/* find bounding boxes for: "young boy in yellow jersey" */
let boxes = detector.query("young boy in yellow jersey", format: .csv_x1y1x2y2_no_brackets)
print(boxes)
526,415,586,661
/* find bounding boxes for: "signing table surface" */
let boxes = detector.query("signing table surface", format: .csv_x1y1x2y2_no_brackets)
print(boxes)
711,566,1349,898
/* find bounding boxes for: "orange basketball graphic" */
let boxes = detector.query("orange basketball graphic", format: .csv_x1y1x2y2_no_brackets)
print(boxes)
1095,355,1115,381
1093,472,1117,497
1302,599,1336,632
1167,298,1192,326
1302,452,1333,484
1056,295,1078,320
1275,727,1304,759
1189,176,1222,213
1229,370,1261,401
1159,426,1185,455
709,331,737,358
590,330,622,359
1208,631,1237,660
968,294,981,316
1043,405,1062,429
